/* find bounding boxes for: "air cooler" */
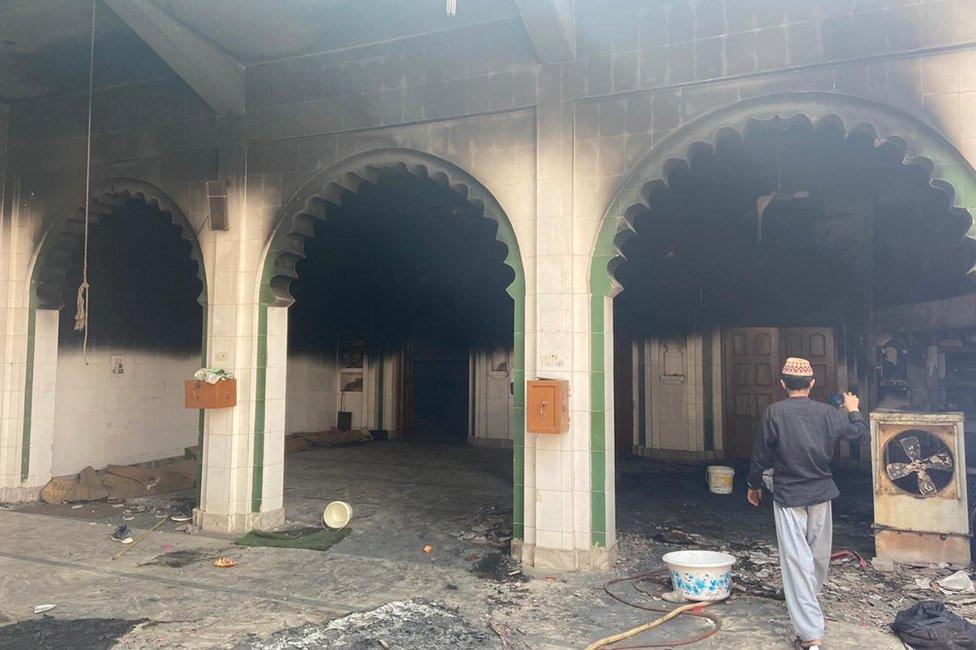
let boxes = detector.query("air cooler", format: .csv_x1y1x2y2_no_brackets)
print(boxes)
870,412,970,565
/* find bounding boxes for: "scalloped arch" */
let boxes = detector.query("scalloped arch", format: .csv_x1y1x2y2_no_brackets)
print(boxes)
260,148,525,307
590,92,976,296
30,178,207,310
251,149,527,528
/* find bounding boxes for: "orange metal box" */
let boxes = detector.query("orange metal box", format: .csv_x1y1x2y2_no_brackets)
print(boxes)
184,379,237,409
526,379,569,434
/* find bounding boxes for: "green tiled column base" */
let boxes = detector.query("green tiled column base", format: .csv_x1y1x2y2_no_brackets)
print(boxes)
589,296,607,547
511,286,526,541
20,305,37,482
251,304,268,513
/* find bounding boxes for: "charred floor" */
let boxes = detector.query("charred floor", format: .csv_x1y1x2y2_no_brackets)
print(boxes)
2,442,905,650
3,0,976,648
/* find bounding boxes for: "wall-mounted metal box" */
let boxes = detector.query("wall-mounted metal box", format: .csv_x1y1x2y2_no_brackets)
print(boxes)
185,379,237,409
870,411,969,565
527,379,569,434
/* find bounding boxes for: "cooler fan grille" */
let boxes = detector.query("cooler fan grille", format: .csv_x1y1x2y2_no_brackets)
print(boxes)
883,430,954,497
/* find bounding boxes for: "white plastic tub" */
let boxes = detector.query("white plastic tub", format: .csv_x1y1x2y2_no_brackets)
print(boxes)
706,465,734,494
322,501,353,529
662,550,737,601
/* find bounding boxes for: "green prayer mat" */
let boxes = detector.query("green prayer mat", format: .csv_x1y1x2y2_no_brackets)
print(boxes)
236,526,350,552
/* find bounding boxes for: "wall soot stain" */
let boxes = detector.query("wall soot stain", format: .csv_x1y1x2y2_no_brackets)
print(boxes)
58,199,203,353
289,174,514,357
615,118,976,337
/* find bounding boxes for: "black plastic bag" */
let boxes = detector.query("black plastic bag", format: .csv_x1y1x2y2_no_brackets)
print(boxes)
891,600,976,649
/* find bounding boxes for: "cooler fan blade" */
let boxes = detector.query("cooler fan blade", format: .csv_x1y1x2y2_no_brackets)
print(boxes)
886,462,913,480
916,469,937,496
927,452,954,471
899,436,922,462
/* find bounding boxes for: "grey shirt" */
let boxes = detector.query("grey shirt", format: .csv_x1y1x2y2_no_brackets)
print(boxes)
747,396,869,507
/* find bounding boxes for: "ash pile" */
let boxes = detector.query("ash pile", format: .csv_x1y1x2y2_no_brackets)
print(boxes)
239,599,492,649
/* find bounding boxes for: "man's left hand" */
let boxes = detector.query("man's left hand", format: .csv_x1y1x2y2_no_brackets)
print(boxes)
747,488,762,507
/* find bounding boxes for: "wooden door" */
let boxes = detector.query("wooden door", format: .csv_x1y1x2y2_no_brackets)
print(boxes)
723,327,838,458
723,327,779,458
395,341,415,437
779,327,837,401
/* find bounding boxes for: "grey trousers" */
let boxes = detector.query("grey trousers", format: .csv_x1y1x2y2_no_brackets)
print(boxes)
773,500,833,642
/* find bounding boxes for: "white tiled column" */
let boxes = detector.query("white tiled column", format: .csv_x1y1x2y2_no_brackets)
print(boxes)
260,306,287,515
0,184,49,502
514,78,615,571
24,309,58,489
194,144,285,533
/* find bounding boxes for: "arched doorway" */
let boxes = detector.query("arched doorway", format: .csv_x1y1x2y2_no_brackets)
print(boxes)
589,93,976,547
256,149,527,540
22,179,206,486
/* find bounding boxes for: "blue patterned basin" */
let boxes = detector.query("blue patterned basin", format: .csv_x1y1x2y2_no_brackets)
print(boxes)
662,550,736,602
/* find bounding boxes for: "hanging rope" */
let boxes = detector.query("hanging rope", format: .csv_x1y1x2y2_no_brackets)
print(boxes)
73,0,97,366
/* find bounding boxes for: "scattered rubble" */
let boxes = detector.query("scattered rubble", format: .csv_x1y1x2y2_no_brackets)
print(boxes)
638,524,976,631
452,505,512,550
937,570,975,595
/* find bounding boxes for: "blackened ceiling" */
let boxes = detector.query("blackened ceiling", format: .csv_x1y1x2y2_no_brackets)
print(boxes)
0,0,520,102
0,0,171,102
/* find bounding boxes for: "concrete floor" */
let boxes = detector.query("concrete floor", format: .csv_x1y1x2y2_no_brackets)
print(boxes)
0,441,902,648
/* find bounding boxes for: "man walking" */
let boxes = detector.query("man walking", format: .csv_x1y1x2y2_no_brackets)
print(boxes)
746,357,868,650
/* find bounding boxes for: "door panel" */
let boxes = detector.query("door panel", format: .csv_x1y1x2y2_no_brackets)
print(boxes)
395,342,415,437
779,327,837,400
723,326,837,458
723,327,778,458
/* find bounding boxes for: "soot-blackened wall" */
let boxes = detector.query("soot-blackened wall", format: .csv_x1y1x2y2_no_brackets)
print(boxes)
52,200,202,475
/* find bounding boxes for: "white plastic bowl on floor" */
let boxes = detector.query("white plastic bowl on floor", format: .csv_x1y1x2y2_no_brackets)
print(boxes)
322,501,353,529
662,550,737,602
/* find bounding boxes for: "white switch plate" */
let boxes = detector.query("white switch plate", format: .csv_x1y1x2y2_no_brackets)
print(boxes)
110,354,125,376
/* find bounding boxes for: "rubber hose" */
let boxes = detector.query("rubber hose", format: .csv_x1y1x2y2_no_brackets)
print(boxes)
584,601,715,650
587,567,723,649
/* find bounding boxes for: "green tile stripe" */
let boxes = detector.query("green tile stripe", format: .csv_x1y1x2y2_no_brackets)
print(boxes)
589,297,606,547
20,304,37,482
251,304,268,513
511,282,526,540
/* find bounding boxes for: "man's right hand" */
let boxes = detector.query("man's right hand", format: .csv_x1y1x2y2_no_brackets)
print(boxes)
843,391,860,412
747,488,762,507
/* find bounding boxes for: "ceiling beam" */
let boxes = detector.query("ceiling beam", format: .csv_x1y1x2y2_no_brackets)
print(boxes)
104,0,244,115
514,0,575,64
